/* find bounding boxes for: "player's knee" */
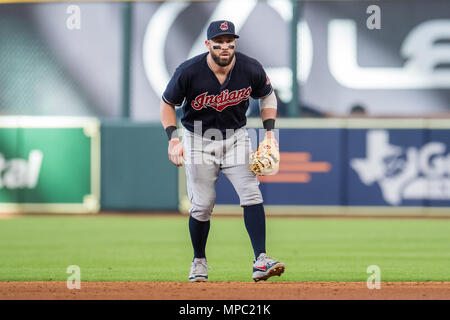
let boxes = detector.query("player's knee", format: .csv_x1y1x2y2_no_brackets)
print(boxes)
239,186,263,207
190,209,212,222
190,201,214,221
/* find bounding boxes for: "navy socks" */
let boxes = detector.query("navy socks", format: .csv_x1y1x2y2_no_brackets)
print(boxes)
189,204,266,260
189,215,210,259
243,203,266,259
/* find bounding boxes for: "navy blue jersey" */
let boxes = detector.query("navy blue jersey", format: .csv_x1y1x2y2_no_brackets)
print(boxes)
162,52,273,135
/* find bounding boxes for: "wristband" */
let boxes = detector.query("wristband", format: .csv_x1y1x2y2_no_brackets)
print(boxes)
263,119,275,131
165,126,178,140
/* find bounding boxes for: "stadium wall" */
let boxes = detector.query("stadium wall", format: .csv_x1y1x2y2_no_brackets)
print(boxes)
1,117,450,215
0,116,100,214
180,118,450,216
100,120,178,211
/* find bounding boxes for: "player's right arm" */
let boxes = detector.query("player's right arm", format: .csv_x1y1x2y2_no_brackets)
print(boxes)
160,100,185,167
160,63,187,167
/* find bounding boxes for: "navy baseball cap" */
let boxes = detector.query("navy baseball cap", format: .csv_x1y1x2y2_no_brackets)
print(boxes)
207,20,239,40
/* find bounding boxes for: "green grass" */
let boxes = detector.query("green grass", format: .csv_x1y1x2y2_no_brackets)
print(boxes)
0,215,449,282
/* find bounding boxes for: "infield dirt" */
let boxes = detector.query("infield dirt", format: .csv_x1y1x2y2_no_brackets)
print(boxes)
0,281,449,300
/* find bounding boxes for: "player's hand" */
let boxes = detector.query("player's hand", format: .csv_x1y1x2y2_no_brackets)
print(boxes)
264,130,278,148
264,130,279,148
265,130,275,140
168,138,186,167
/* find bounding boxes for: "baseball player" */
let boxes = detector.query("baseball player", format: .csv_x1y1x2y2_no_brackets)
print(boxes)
160,20,285,282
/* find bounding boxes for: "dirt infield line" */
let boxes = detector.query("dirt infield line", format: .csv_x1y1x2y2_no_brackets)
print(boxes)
0,281,449,300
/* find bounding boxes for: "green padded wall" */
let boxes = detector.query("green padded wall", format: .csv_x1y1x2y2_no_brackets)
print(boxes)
101,120,178,210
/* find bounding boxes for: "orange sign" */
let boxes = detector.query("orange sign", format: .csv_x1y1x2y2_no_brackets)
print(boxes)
258,152,331,183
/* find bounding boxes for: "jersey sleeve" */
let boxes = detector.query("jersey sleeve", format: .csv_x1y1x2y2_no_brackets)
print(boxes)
250,62,273,99
162,66,187,106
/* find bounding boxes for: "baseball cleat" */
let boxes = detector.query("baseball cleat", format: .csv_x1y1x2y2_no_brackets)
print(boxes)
189,258,208,282
252,253,285,282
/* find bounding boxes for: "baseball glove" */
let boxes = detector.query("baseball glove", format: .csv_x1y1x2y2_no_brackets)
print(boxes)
249,137,280,176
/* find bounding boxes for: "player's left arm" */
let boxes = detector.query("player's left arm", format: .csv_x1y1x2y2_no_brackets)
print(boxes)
250,61,277,139
259,91,277,139
248,91,279,176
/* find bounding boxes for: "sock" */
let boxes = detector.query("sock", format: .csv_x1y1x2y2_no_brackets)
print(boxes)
189,215,210,259
243,203,266,259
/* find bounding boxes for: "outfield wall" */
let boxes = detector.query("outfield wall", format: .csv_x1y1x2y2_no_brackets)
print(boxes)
1,117,449,215
0,117,178,213
180,118,450,216
0,117,100,214
100,120,178,211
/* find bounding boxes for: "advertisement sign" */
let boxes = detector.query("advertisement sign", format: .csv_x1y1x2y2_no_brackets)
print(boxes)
347,129,426,207
134,0,450,119
2,1,450,119
179,119,450,215
0,117,100,214
214,128,343,206
348,128,450,208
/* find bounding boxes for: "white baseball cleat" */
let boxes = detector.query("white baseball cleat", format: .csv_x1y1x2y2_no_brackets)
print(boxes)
252,253,285,282
189,258,208,282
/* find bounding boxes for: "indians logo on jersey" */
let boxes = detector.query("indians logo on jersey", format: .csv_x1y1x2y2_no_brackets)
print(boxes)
191,87,252,112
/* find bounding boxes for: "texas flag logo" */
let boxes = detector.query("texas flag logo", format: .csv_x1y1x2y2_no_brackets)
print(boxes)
220,21,228,31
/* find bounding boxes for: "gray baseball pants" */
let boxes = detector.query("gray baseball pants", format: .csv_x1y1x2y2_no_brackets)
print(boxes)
183,127,263,222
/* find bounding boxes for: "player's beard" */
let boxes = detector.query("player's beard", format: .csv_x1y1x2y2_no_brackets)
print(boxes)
210,50,235,67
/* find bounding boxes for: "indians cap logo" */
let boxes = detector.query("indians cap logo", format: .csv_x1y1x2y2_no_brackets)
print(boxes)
220,21,228,31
